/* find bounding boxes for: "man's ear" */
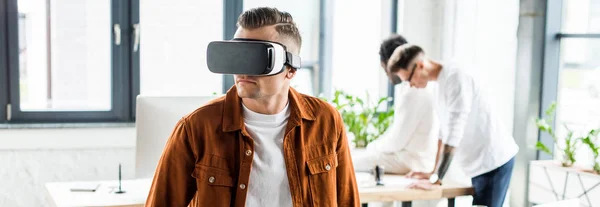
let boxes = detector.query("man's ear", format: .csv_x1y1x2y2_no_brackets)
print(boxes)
285,67,297,79
416,59,425,70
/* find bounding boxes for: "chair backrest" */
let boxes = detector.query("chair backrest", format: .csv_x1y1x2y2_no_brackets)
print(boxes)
135,95,214,178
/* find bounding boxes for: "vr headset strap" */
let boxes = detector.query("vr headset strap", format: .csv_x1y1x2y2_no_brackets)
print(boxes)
232,38,301,69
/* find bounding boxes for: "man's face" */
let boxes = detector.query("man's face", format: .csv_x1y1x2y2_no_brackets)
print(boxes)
233,25,298,99
395,58,428,88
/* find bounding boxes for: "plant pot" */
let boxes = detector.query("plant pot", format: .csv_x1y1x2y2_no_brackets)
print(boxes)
561,154,574,167
355,140,367,148
561,160,574,167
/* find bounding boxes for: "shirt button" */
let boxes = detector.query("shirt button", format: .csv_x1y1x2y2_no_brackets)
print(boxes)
240,184,246,190
325,164,331,171
245,150,252,156
208,176,215,183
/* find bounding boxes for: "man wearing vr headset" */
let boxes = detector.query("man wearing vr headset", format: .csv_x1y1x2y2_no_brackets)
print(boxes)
146,7,360,207
353,35,439,176
386,43,518,207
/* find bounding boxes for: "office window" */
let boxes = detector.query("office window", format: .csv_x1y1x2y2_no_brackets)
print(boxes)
243,0,321,96
140,0,223,96
17,0,112,111
541,0,600,164
330,0,389,109
556,1,600,165
0,0,140,122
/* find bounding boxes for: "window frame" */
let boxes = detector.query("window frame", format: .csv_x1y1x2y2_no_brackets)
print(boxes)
538,0,600,159
1,0,140,123
1,0,9,122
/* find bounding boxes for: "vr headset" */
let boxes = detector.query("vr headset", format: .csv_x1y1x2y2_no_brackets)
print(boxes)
206,38,301,76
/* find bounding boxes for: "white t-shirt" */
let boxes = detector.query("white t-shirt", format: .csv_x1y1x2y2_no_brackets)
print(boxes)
366,84,439,172
242,103,293,207
436,61,519,177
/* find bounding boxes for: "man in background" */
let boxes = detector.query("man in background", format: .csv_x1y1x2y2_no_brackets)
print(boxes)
388,43,519,207
353,35,439,176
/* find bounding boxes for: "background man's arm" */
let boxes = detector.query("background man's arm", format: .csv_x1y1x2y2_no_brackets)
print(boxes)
434,144,456,181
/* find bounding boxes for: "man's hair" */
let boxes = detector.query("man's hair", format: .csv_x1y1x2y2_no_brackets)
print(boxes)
387,44,424,73
237,7,302,52
379,34,408,64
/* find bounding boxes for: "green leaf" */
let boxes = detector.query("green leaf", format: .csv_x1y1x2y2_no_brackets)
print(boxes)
327,89,395,145
535,118,551,132
536,141,552,155
583,136,600,158
590,129,600,137
545,102,556,118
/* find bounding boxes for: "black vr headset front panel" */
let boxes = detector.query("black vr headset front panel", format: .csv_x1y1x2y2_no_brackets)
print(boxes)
207,41,274,75
206,38,301,76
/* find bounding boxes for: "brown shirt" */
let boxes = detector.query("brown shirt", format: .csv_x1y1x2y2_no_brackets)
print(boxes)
145,86,360,207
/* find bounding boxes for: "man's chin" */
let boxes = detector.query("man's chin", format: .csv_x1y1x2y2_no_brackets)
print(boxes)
236,90,258,99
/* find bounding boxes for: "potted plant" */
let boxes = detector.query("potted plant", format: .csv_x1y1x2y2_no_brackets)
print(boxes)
535,102,582,167
322,90,394,148
582,129,600,174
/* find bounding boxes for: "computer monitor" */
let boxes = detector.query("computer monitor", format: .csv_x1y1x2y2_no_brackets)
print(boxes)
135,95,214,178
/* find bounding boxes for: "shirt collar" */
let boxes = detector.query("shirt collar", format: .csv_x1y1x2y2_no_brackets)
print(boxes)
221,85,316,132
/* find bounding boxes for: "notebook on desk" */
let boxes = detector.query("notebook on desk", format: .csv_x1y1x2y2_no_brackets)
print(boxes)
69,183,100,192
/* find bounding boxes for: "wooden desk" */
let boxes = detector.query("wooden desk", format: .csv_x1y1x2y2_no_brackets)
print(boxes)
357,173,474,207
46,175,472,207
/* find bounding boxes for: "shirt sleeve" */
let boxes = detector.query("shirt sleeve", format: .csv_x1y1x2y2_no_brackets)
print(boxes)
333,110,361,206
443,73,474,147
145,119,197,207
369,88,430,153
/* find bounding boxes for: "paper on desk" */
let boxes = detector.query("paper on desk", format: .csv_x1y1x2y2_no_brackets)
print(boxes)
355,172,419,188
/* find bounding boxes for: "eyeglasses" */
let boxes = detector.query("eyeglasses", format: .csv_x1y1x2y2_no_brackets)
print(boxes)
386,62,417,84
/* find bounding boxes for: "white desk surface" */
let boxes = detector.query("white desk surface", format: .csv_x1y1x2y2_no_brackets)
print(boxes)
45,174,472,206
45,178,151,207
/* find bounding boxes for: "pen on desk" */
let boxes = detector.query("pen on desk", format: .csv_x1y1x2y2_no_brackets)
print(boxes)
115,163,126,194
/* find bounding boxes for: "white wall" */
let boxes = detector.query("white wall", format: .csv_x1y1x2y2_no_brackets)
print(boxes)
0,127,135,207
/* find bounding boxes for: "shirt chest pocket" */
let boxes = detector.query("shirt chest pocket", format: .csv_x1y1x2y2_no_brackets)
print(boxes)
191,165,234,207
306,153,338,207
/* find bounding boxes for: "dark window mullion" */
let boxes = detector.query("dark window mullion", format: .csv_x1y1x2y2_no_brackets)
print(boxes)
387,0,399,110
318,0,333,99
6,0,21,121
111,0,131,121
222,0,243,94
538,0,563,160
0,0,9,122
129,0,140,121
